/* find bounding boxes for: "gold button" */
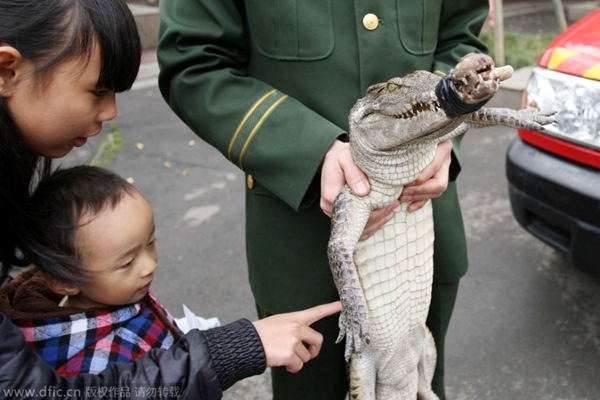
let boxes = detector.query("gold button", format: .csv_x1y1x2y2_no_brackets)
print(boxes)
247,174,255,189
363,13,379,31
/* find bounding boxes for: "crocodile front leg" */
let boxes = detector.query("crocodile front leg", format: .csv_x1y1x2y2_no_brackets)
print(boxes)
328,185,372,361
437,107,556,142
468,107,556,131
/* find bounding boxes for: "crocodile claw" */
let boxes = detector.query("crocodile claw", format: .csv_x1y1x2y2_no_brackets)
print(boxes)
515,109,557,131
336,303,371,361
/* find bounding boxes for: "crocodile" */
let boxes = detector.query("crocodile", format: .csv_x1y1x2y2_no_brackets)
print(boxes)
327,53,555,400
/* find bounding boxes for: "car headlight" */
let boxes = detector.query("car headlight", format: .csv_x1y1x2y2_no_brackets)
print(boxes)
523,67,600,150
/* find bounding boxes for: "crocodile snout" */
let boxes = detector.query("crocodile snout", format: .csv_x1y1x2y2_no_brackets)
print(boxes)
446,53,513,104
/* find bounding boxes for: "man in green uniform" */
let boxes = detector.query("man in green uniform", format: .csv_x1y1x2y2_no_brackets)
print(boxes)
157,1,489,399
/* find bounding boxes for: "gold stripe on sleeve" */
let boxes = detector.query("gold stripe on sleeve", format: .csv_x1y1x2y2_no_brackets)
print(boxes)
228,89,278,162
239,95,289,170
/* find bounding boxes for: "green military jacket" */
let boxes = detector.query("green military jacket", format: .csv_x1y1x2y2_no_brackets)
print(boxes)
158,0,489,314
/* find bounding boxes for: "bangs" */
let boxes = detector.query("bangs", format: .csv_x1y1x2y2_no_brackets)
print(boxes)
81,0,142,93
36,0,142,93
56,0,141,92
89,0,141,92
2,0,140,92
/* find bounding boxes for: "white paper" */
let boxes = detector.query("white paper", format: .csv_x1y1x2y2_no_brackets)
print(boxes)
175,304,221,333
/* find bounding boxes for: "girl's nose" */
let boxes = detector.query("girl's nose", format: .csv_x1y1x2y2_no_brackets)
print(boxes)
99,92,117,122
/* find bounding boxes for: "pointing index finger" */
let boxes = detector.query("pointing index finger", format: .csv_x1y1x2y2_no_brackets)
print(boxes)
294,301,342,326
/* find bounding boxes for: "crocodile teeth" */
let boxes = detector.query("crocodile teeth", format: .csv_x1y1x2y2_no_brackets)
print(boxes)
393,101,443,119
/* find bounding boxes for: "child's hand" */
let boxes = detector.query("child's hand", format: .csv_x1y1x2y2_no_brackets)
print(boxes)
252,301,342,372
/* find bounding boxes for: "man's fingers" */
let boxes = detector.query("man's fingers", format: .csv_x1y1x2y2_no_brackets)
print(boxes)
407,199,428,212
413,139,452,185
320,140,370,218
338,150,369,196
345,172,370,197
320,141,350,216
294,301,342,326
320,198,333,218
398,140,452,212
360,210,394,240
359,201,398,241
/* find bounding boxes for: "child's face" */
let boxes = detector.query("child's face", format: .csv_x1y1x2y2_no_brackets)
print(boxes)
69,190,157,309
6,45,117,158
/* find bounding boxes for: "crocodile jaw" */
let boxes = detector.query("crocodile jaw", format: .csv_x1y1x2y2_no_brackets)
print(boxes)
349,71,448,151
349,53,513,152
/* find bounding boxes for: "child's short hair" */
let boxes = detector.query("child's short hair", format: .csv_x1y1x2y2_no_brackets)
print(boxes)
30,166,136,285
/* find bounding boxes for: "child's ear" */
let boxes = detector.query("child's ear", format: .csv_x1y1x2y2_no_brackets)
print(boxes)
45,276,81,297
0,45,24,96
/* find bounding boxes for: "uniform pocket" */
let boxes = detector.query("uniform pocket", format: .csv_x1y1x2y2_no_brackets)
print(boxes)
397,0,441,55
245,0,334,61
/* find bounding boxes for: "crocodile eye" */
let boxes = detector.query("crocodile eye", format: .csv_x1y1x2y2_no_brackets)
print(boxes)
387,83,397,92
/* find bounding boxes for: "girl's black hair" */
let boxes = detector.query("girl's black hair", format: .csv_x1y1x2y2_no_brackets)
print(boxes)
0,0,141,283
30,166,136,285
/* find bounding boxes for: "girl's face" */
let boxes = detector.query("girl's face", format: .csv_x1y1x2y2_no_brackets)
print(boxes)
67,190,157,309
5,46,117,158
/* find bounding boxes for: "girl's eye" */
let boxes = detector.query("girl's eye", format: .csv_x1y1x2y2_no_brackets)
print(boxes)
149,238,157,247
94,90,109,98
120,260,134,269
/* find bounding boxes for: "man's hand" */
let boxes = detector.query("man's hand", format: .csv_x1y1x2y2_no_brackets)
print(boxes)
320,140,397,240
320,139,452,240
252,301,342,373
320,140,369,217
399,140,452,211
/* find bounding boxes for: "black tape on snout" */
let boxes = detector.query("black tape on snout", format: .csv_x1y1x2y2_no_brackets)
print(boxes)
435,77,490,118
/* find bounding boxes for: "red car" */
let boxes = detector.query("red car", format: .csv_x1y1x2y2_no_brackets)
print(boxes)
506,8,600,278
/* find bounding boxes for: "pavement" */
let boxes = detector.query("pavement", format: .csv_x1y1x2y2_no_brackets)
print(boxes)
53,2,600,399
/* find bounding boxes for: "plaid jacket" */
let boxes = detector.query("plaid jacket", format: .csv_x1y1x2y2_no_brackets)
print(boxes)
0,268,182,377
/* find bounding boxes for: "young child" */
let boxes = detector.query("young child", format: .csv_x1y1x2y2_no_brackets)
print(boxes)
0,166,183,377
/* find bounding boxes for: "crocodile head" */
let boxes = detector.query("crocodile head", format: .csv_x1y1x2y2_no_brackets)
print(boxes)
349,53,513,152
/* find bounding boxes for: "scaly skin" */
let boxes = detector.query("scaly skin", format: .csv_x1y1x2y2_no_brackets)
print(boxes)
328,54,555,400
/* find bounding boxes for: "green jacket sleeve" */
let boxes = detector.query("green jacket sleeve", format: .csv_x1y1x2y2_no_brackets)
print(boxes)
157,0,344,212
